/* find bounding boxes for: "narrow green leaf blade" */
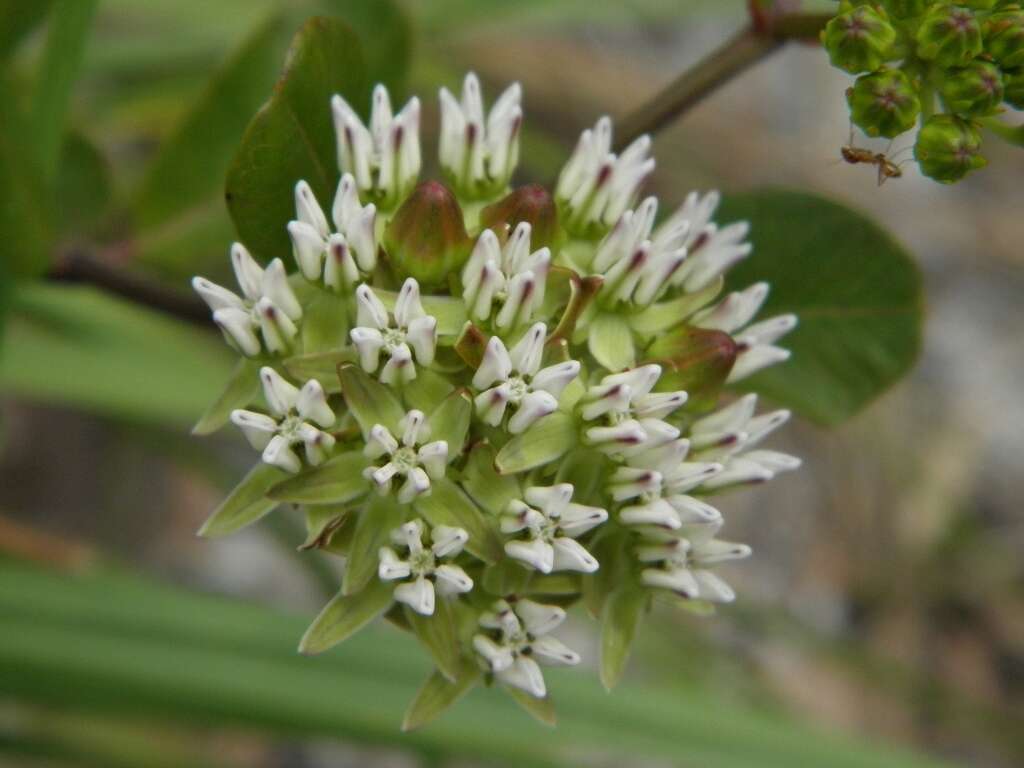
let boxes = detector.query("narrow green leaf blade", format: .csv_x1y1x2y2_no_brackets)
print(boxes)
337,363,405,436
461,442,520,516
192,358,261,436
0,1,53,60
494,412,577,475
427,389,472,461
414,478,503,564
600,586,646,691
405,600,460,683
505,687,557,727
588,311,635,371
269,450,370,505
197,463,285,537
343,494,404,595
402,660,481,732
298,579,393,655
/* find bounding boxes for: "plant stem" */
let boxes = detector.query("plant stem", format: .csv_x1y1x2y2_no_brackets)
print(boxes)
614,13,831,151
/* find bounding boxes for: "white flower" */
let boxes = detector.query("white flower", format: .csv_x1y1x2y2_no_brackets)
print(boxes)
666,190,752,292
349,278,438,384
691,282,797,382
439,72,522,198
332,84,420,208
579,364,688,455
363,409,448,504
462,225,551,327
636,521,751,603
472,322,580,434
378,519,473,616
501,484,607,574
473,599,580,698
192,244,301,356
555,116,654,234
286,176,377,288
230,367,335,473
689,394,801,489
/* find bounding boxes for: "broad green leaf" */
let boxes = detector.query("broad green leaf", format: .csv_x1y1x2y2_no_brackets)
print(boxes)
0,1,53,60
225,17,367,260
197,462,285,537
316,0,410,96
282,348,352,393
600,586,646,691
587,311,635,371
269,450,369,505
718,190,923,426
427,389,471,460
414,478,503,564
55,131,112,236
298,578,393,655
30,0,97,181
337,363,404,436
505,687,557,727
192,357,261,436
495,412,577,475
461,442,520,516
0,284,234,426
402,660,480,732
343,494,404,595
405,600,460,683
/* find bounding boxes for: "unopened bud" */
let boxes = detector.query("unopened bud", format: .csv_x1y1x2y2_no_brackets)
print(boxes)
940,60,1004,116
914,114,986,183
384,181,470,287
915,4,983,67
822,4,898,74
984,10,1024,69
646,326,738,412
882,0,928,19
479,185,559,249
847,68,921,138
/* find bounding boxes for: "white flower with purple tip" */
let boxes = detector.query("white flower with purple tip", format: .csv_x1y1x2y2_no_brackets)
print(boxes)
501,484,607,574
349,278,438,385
378,519,473,616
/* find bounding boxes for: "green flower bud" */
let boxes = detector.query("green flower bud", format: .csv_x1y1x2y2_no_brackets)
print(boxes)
914,114,987,182
478,184,559,249
915,4,983,66
822,5,899,74
847,68,921,137
882,0,928,19
384,181,470,286
984,10,1024,69
940,60,1005,115
645,326,738,413
1003,67,1024,108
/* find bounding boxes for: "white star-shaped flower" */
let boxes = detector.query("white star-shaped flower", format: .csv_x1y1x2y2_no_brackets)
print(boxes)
378,519,473,616
286,176,377,289
462,224,550,328
363,409,448,504
230,367,335,473
349,278,438,385
501,484,607,574
472,599,580,699
192,243,302,356
472,322,580,434
665,190,753,292
636,521,751,603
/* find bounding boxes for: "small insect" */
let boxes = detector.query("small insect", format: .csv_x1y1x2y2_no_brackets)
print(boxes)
839,130,910,186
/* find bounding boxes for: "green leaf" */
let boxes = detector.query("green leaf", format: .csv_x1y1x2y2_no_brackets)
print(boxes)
0,285,234,426
402,660,480,732
300,289,350,353
718,189,923,426
225,17,367,260
192,357,262,436
494,412,577,475
413,478,503,564
343,494,404,595
282,349,352,393
461,442,520,516
55,131,112,236
481,558,531,596
197,462,285,537
401,366,455,413
0,1,53,60
315,0,410,97
427,389,472,460
505,687,557,727
587,311,635,371
269,450,370,505
30,0,97,181
337,363,404,436
405,600,460,683
629,276,722,336
298,578,393,655
300,504,351,550
377,289,468,337
600,586,646,691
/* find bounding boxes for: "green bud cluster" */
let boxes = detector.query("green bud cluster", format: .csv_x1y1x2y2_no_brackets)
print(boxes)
822,1,1024,182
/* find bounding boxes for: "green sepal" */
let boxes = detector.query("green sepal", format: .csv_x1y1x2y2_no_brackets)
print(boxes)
299,505,351,551
646,325,738,413
402,366,455,415
454,321,488,369
582,531,628,619
298,578,394,655
282,349,352,393
197,463,285,537
587,311,636,371
343,494,405,595
300,289,350,352
495,412,577,474
414,478,503,563
337,363,404,436
628,276,722,337
482,558,532,596
600,586,647,691
526,573,583,597
402,659,481,732
268,450,370,505
406,599,461,682
192,358,261,435
505,687,557,727
461,442,520,516
427,388,472,461
546,268,603,344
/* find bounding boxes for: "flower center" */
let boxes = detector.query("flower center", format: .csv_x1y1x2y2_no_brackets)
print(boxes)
277,414,303,441
383,327,406,353
507,375,529,402
392,445,419,472
408,548,436,576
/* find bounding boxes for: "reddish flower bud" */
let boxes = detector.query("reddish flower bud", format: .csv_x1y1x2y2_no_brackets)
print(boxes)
479,184,559,249
645,326,738,412
384,181,470,287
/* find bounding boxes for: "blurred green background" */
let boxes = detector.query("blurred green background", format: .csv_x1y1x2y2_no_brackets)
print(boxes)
1,1,1022,766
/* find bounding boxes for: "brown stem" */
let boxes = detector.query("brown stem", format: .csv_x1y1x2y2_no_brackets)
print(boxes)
613,13,831,151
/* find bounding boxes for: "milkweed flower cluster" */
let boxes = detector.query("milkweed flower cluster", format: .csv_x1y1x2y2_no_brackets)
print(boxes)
193,72,799,728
